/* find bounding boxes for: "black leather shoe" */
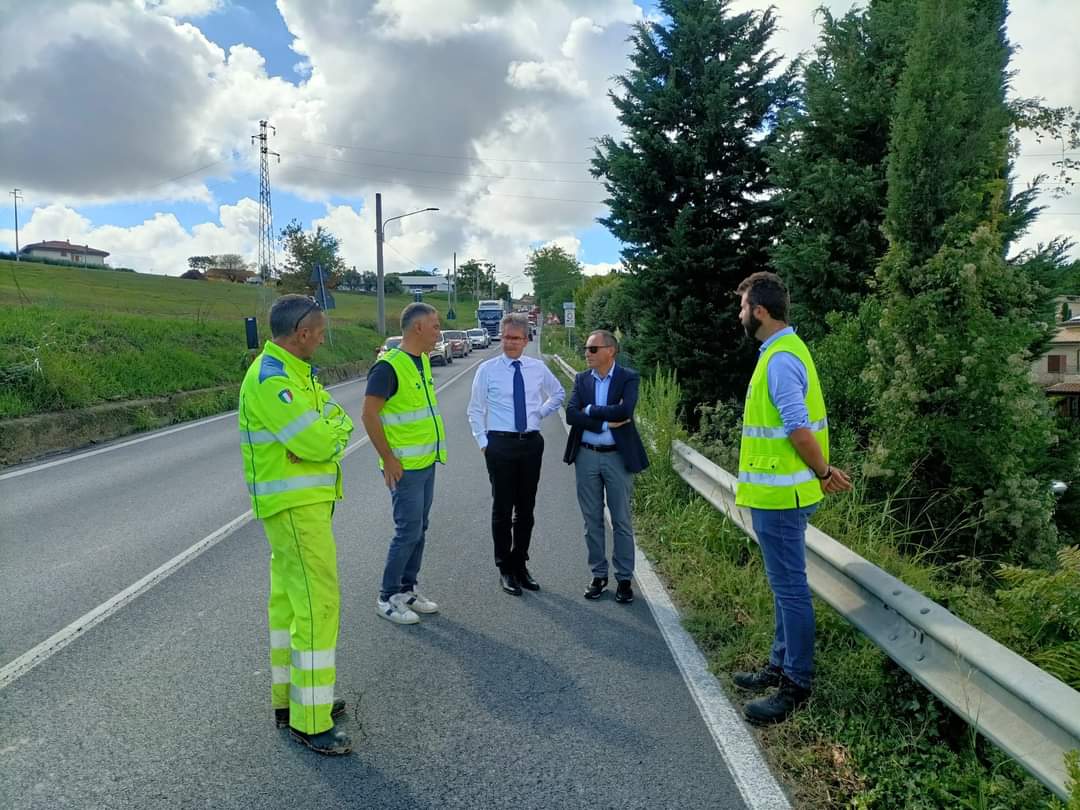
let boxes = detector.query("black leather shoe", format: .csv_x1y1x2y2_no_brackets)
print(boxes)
276,699,346,729
290,725,353,755
743,676,811,725
614,580,634,603
584,577,608,599
518,568,540,591
500,572,522,596
732,664,782,693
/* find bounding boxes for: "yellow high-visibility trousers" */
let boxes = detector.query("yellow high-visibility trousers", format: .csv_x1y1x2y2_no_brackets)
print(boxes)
263,501,340,735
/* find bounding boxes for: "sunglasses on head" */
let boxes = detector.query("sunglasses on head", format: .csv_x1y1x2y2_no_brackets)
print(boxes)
585,344,613,354
294,301,320,332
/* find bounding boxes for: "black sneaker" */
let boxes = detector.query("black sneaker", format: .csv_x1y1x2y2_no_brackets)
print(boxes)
276,699,347,729
743,675,811,725
290,725,353,755
584,577,608,599
614,580,634,603
732,664,782,693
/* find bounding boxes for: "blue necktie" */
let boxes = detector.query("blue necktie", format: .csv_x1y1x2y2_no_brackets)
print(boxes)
512,360,527,432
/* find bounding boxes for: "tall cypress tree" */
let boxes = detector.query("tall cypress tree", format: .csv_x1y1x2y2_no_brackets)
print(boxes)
867,0,1063,561
768,0,915,339
592,0,794,413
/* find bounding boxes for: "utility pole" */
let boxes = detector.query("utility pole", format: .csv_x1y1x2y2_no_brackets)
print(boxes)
10,188,23,261
376,192,385,336
251,120,280,285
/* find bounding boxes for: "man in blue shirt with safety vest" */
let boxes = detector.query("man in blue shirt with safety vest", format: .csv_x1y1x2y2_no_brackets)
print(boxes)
361,303,447,625
733,272,852,725
239,294,354,755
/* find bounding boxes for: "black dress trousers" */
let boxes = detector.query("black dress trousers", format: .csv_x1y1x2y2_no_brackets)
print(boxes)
484,431,544,573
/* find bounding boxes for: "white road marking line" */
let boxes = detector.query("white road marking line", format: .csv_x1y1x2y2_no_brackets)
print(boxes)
0,363,480,691
554,383,791,810
0,377,368,481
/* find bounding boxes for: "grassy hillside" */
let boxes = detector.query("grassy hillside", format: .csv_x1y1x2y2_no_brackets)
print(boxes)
0,260,486,418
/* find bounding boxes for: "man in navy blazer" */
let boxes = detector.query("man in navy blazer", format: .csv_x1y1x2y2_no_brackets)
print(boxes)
564,329,649,603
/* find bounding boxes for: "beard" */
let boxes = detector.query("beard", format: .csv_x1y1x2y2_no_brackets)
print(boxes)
742,313,761,340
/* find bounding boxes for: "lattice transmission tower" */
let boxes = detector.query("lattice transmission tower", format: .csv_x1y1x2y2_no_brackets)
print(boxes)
251,120,280,283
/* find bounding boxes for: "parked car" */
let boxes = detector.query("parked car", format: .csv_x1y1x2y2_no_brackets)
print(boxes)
442,329,471,358
377,336,403,360
467,328,490,349
430,333,452,366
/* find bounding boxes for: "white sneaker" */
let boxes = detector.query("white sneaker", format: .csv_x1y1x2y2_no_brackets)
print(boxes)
402,590,438,614
377,593,420,624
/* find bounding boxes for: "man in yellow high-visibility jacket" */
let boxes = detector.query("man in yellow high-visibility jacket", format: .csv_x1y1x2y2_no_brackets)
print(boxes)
361,303,447,625
732,272,852,725
239,294,354,755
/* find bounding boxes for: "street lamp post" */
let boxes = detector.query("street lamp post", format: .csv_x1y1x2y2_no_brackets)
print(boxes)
375,192,438,336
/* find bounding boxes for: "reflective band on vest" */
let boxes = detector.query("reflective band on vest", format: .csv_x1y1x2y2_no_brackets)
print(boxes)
381,406,443,426
393,442,440,458
742,417,828,439
248,474,338,496
290,684,336,706
291,648,336,671
738,469,817,487
735,332,829,511
276,410,321,443
379,349,447,470
272,666,290,685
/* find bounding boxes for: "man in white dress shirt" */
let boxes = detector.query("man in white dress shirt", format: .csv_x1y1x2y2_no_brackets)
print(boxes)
467,313,565,595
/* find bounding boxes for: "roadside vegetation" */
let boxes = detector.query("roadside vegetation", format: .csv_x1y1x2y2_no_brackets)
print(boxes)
0,259,484,419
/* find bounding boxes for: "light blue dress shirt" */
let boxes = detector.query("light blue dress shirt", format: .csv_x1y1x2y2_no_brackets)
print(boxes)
582,363,617,446
467,353,565,449
759,326,810,435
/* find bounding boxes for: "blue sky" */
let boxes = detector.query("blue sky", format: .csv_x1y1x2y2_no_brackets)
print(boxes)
3,0,636,276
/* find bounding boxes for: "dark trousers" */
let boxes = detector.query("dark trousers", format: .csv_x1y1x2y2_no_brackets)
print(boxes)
484,432,544,573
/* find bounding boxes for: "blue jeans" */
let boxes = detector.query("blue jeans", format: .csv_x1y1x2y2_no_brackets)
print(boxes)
379,464,436,601
750,504,818,689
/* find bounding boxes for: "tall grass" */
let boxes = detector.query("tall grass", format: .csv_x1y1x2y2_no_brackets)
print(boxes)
0,260,489,418
630,370,1073,809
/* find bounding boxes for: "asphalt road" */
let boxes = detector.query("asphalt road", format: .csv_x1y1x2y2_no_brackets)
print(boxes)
0,339,757,809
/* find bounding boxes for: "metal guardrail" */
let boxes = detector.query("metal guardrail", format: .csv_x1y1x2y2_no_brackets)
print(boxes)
669,439,1080,800
551,354,579,379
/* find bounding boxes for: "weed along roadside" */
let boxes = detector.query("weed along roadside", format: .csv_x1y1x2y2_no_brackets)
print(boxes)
0,360,370,467
0,261,399,466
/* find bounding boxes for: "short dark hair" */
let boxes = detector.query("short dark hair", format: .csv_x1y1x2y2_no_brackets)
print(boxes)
736,272,789,322
401,302,437,333
270,294,321,338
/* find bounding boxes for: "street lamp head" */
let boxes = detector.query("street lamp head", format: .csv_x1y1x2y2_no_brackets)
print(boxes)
425,207,439,212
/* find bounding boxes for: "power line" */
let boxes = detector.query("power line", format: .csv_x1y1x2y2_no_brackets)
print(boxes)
287,162,608,206
279,137,593,166
144,157,234,190
384,240,423,269
288,150,603,185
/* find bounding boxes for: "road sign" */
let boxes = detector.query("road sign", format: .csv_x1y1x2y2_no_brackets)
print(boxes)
563,301,576,328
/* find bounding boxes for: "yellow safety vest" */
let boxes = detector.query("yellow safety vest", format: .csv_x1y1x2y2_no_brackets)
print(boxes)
735,332,828,510
378,348,447,470
238,341,353,519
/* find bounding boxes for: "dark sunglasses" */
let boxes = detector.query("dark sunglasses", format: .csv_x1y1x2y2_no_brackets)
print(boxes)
294,301,320,332
585,344,613,354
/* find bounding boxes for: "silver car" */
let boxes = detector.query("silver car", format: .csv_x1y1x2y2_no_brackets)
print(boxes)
467,328,490,349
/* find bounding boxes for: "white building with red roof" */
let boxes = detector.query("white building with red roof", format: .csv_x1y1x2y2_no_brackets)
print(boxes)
20,240,109,266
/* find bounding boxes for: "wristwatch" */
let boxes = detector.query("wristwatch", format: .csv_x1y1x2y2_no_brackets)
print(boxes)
815,466,833,481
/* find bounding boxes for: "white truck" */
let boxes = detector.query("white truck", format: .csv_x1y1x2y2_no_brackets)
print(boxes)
476,299,509,340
